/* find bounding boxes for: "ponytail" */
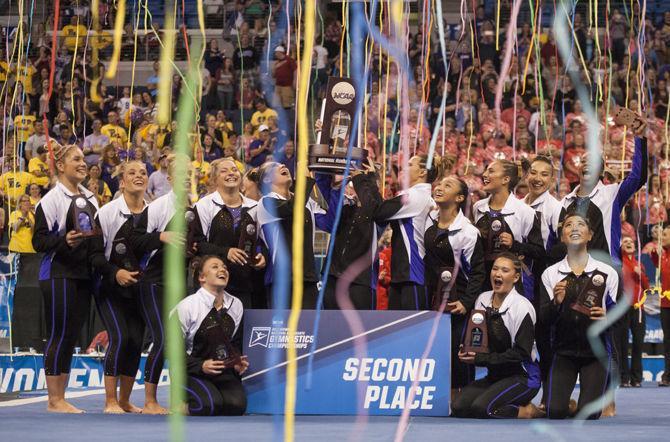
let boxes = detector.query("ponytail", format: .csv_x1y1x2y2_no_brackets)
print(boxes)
418,154,451,183
496,158,529,191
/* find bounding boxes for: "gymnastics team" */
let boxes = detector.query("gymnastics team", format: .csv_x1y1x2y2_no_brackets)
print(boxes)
33,116,647,417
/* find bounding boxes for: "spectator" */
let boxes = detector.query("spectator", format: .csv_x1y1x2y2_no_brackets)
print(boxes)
83,163,112,205
147,151,172,200
272,46,297,109
250,98,277,134
147,61,160,97
247,124,272,167
233,34,258,71
25,119,47,161
28,146,50,189
82,119,109,166
27,183,42,208
276,139,296,178
102,111,128,147
8,194,36,254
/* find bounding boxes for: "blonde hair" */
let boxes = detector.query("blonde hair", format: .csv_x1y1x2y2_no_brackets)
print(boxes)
166,153,192,178
51,142,81,175
210,157,242,180
112,160,147,180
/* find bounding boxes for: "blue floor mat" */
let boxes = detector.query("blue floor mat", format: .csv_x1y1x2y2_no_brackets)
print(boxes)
0,384,667,441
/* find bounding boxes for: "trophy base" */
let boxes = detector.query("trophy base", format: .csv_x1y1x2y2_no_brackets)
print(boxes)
462,345,489,354
77,228,103,238
570,302,593,316
221,354,242,368
308,144,366,174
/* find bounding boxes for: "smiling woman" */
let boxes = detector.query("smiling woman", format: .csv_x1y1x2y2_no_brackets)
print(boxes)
31,143,118,414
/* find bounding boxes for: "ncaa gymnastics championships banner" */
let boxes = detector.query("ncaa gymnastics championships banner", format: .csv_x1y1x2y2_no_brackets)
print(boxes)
242,310,451,416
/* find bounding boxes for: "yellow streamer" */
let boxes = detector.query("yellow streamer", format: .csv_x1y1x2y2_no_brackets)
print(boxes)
284,0,316,441
157,4,176,125
106,0,126,78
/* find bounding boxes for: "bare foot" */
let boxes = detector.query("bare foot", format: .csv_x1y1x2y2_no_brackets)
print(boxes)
103,402,126,414
568,399,578,417
143,402,169,415
47,399,85,414
119,401,143,413
518,403,546,419
602,402,616,417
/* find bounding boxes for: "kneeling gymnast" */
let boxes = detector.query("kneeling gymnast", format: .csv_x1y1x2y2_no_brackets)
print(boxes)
451,252,543,419
175,255,249,416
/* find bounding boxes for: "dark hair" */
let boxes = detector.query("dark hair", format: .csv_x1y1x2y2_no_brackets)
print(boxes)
495,158,530,191
191,255,225,281
531,155,553,173
562,209,593,231
417,154,450,183
244,167,260,184
493,251,522,275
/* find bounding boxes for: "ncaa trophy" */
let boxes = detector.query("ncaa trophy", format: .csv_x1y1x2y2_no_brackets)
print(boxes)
70,195,102,237
308,76,366,173
462,309,489,353
570,270,608,316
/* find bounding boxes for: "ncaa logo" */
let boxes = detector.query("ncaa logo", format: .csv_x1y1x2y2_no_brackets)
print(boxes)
249,327,271,347
331,81,355,105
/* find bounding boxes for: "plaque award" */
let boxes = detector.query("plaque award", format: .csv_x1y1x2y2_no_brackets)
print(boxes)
570,270,608,316
110,237,141,274
432,266,456,311
308,77,366,173
185,209,198,258
238,217,258,266
462,309,489,353
485,215,509,258
204,310,242,369
71,195,102,237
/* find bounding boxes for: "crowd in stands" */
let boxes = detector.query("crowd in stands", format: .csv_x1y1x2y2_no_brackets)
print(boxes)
0,1,668,293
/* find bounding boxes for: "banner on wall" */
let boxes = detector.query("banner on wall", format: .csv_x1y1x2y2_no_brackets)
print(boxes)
242,309,452,416
0,355,168,393
0,254,19,340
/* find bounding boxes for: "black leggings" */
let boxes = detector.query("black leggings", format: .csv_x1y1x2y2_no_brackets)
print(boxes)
40,278,92,376
661,308,670,382
184,372,247,416
138,282,165,385
451,375,539,418
323,276,375,310
95,284,145,378
546,354,610,420
620,308,646,384
388,282,429,310
451,314,475,389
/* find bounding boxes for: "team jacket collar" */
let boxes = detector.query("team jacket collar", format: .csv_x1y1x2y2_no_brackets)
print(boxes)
476,287,522,314
57,180,95,200
564,180,605,202
211,190,257,209
525,190,552,209
432,209,469,234
195,286,233,310
117,195,147,217
556,254,600,274
476,192,519,216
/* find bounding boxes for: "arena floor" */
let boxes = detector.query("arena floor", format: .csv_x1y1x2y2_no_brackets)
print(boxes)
0,384,667,441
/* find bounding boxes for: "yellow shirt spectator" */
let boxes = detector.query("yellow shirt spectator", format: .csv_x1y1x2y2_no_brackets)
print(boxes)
15,64,36,95
1,171,33,206
250,108,278,134
90,31,113,51
28,156,50,187
9,208,36,253
0,59,9,82
14,114,36,142
101,123,128,146
62,23,88,51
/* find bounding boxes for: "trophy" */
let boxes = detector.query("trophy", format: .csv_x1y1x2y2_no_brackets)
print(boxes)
570,271,608,316
462,309,489,353
432,266,456,311
238,217,258,266
308,76,366,174
110,237,141,274
185,209,198,258
71,195,102,237
484,214,509,258
203,311,242,369
613,107,644,133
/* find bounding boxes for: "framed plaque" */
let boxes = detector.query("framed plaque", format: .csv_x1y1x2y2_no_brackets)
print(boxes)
110,237,141,274
484,215,509,258
462,309,489,353
431,266,457,311
185,209,198,258
238,217,258,266
204,310,242,368
308,77,366,174
71,195,102,237
570,270,608,316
